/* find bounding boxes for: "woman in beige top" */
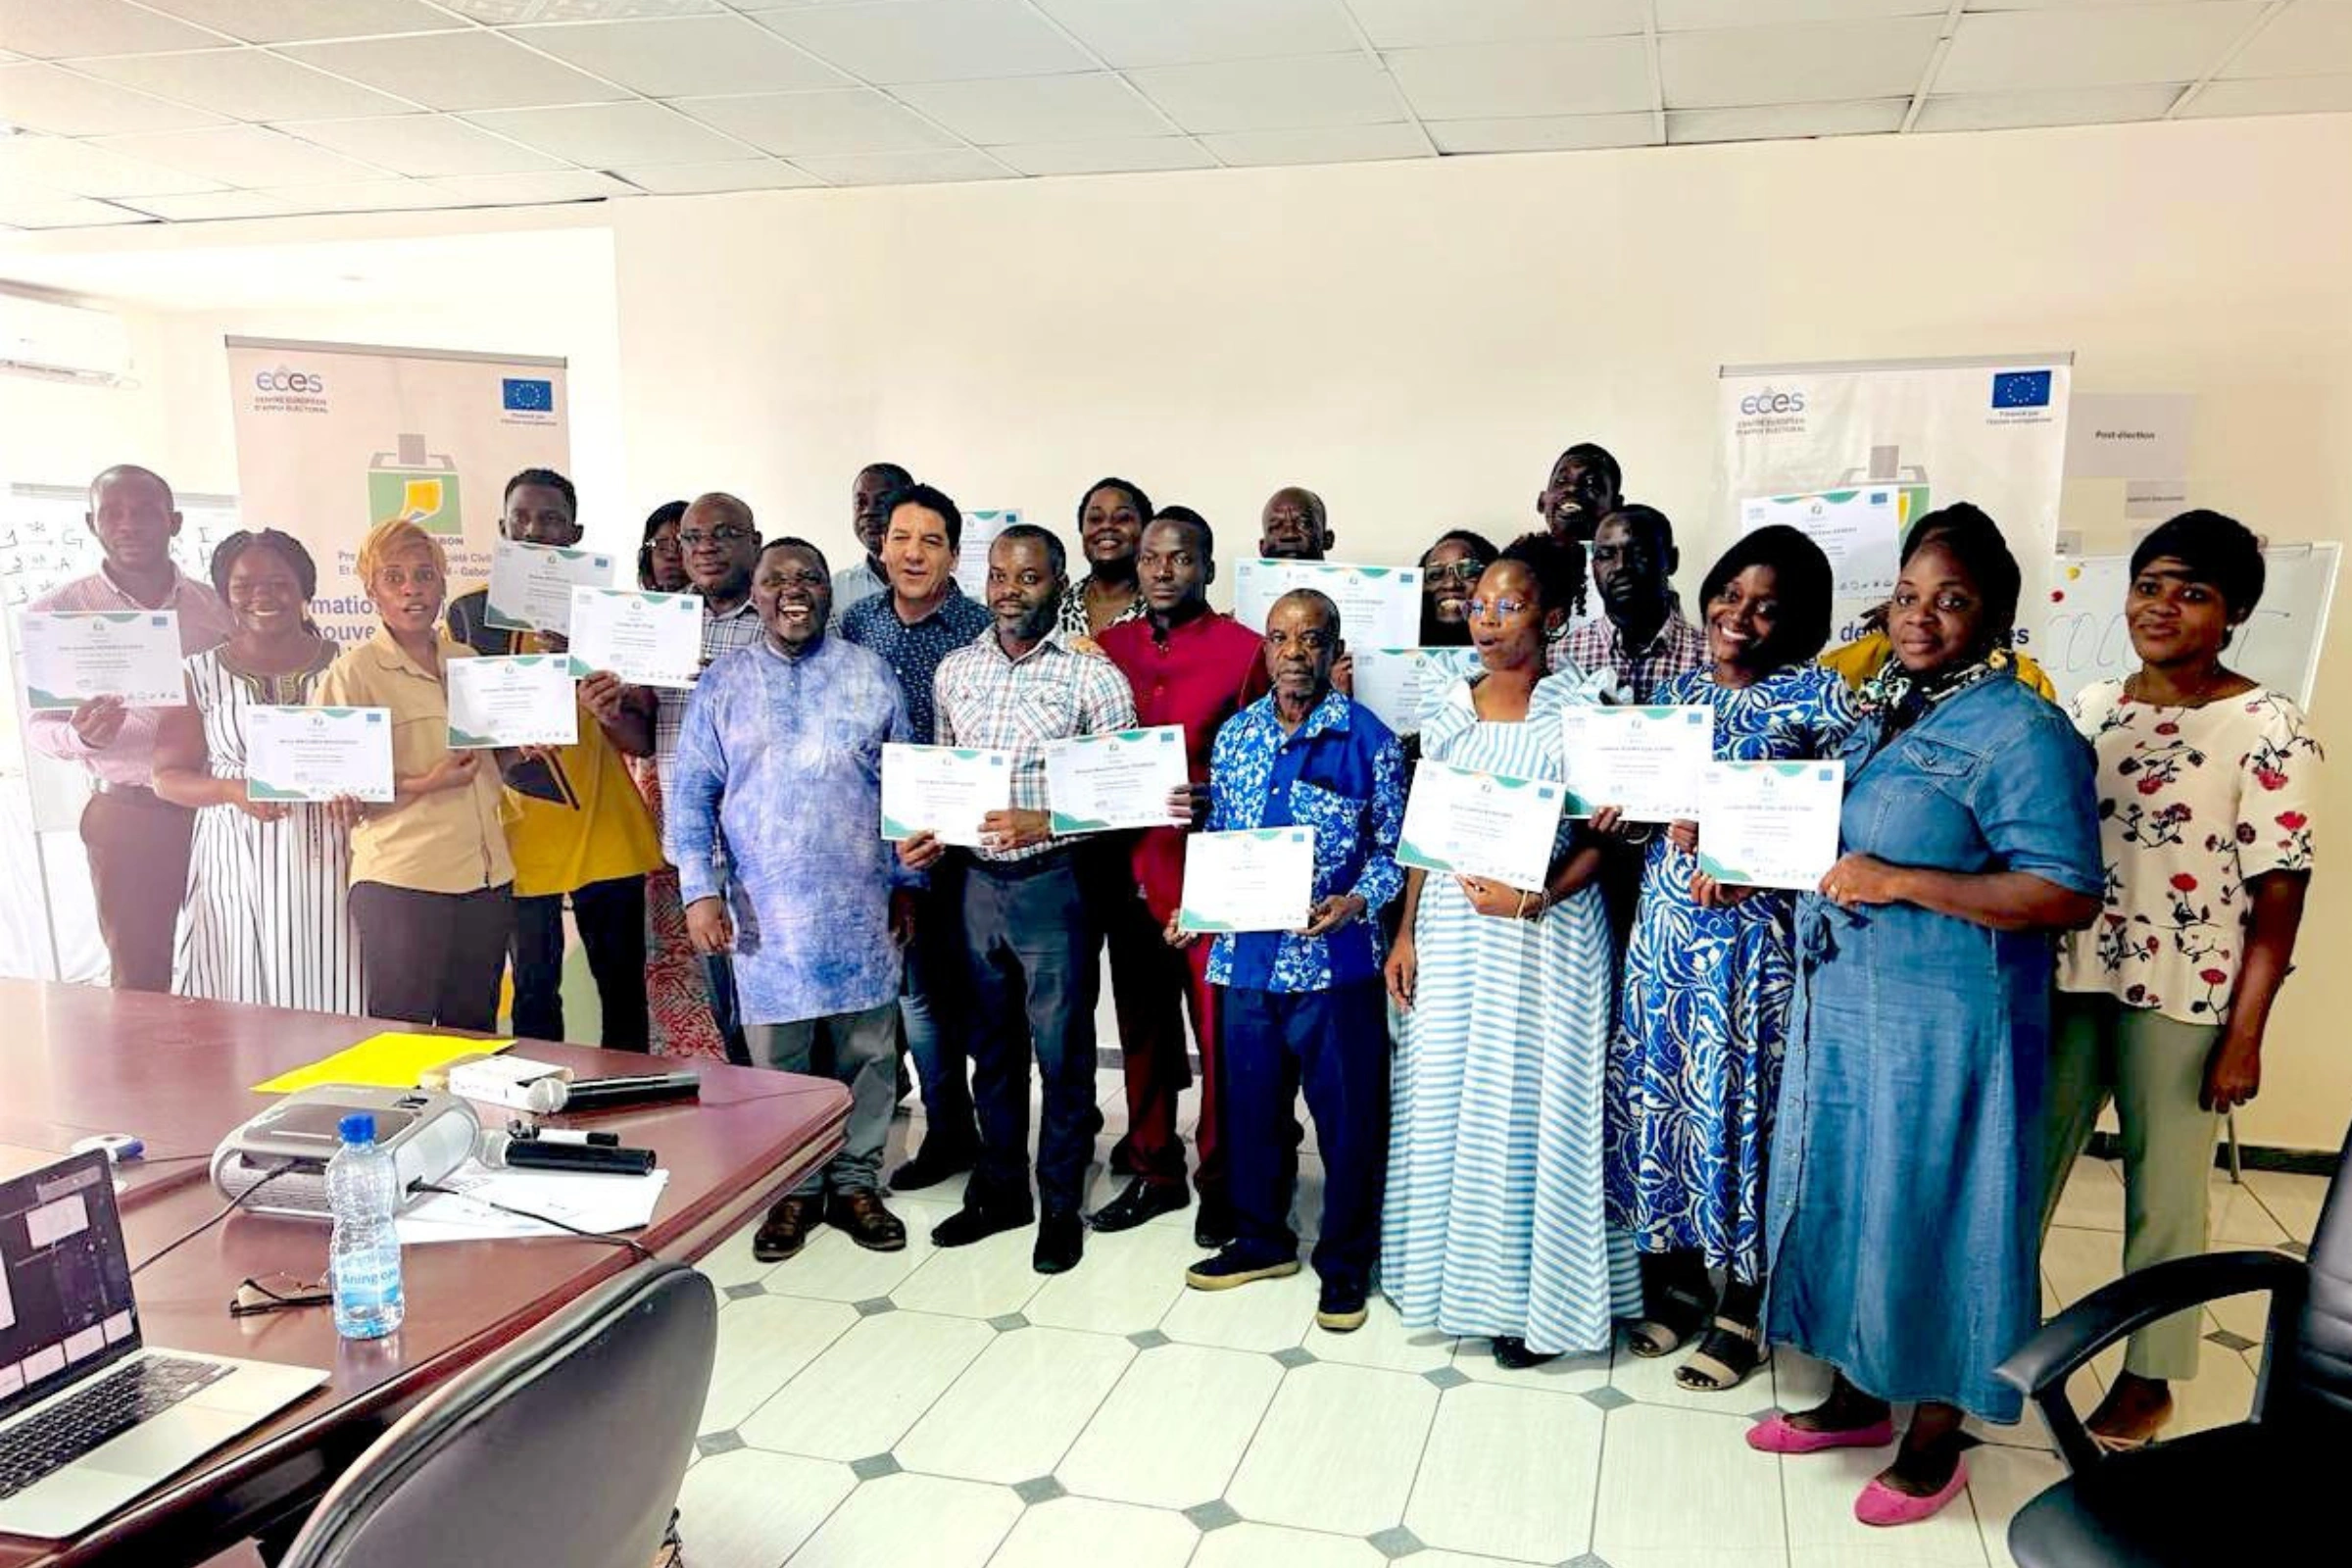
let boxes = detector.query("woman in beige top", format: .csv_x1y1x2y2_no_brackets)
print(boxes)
318,518,515,1029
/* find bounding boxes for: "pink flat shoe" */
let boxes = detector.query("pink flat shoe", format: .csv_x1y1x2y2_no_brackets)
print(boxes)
1744,1412,1897,1454
1854,1461,1969,1527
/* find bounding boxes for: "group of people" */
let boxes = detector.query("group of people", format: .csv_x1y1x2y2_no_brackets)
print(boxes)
26,441,2319,1530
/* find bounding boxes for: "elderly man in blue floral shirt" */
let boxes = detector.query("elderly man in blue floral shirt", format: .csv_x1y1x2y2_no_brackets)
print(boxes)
668,537,917,1264
1175,588,1404,1334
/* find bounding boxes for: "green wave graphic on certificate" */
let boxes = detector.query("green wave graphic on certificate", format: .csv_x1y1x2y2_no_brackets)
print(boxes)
1047,725,1185,832
1396,760,1563,888
21,610,179,708
249,708,394,802
879,747,1012,843
1694,760,1843,889
1178,827,1315,933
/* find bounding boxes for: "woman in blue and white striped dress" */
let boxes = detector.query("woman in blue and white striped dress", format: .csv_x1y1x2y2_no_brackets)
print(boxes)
152,530,363,1014
1382,533,1641,1365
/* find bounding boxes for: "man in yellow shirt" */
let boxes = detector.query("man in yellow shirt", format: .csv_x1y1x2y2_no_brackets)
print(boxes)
447,468,664,1049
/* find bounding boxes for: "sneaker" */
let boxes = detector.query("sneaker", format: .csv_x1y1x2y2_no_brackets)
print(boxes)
1315,1277,1369,1333
1184,1247,1300,1292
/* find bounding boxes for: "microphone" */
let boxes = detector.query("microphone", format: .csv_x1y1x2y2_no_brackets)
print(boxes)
477,1129,657,1178
513,1071,702,1115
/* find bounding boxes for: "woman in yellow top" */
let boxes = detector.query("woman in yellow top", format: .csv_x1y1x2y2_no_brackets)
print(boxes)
1821,506,2056,700
318,518,516,1030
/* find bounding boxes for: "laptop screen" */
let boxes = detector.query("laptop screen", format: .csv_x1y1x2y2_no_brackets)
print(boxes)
0,1152,140,1423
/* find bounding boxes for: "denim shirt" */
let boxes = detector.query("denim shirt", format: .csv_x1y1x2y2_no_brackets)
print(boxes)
1205,689,1405,993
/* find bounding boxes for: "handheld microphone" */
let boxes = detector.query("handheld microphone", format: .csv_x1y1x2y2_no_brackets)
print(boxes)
515,1071,702,1114
477,1129,657,1178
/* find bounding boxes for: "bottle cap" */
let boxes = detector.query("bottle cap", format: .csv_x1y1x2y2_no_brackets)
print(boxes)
338,1112,376,1144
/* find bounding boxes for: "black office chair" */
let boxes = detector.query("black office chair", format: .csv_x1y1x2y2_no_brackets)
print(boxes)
1995,1127,2351,1566
276,1261,716,1568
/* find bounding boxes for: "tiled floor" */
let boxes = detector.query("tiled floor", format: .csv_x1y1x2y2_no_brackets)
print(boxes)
679,1076,2328,1568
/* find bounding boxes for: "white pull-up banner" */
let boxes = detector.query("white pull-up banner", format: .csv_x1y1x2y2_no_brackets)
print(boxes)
224,337,569,647
1717,353,2074,648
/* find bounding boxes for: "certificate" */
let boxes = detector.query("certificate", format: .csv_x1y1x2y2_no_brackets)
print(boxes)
1349,646,1480,736
567,587,702,689
1046,726,1188,832
1740,488,1900,603
1696,760,1846,891
447,655,578,749
1232,560,1421,649
1178,827,1316,934
1396,760,1565,890
1558,704,1714,821
17,610,185,710
952,509,1022,602
880,743,1014,847
485,540,614,634
246,707,395,803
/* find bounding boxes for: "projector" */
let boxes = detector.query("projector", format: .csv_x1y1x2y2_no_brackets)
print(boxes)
212,1086,480,1220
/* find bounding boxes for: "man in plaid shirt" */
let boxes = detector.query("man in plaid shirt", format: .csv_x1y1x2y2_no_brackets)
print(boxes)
898,523,1137,1276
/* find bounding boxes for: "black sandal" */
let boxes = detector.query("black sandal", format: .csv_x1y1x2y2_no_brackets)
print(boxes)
1675,1317,1767,1392
1626,1284,1715,1359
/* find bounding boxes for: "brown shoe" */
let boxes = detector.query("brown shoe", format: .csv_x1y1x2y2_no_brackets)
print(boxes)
753,1194,825,1262
826,1188,907,1252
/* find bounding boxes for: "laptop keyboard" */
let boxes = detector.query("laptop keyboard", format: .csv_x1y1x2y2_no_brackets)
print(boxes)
0,1356,230,1501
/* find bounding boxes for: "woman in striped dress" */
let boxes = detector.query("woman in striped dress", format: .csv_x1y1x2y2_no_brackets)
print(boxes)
1383,533,1641,1365
153,530,362,1013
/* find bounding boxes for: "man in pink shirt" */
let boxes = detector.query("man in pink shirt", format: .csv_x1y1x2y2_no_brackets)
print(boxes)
1089,508,1269,1245
25,466,231,991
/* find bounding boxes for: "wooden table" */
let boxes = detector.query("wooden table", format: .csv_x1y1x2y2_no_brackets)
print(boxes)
0,981,847,1568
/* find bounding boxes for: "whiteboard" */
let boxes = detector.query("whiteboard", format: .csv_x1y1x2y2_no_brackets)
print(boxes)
2042,542,2340,709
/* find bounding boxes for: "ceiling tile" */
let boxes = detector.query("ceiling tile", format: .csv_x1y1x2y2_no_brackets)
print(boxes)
1344,0,1645,49
671,88,958,154
117,188,299,220
1914,81,2185,132
752,0,1093,85
787,147,1014,184
1198,121,1434,167
1426,110,1658,153
1663,18,1939,109
1937,3,2268,94
130,0,456,43
1665,95,1906,142
0,62,227,134
256,177,447,213
1032,0,1358,68
510,16,852,97
276,115,566,176
427,170,635,204
613,158,823,192
987,135,1214,174
0,195,149,227
1127,52,1403,132
2181,73,2352,119
463,102,753,166
892,72,1170,143
2223,1,2352,81
92,124,393,185
437,0,723,16
0,0,226,60
1388,36,1653,119
0,133,224,196
1659,0,1944,27
76,49,420,121
280,31,633,111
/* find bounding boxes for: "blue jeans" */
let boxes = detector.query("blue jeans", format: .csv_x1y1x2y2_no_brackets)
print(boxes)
902,861,979,1152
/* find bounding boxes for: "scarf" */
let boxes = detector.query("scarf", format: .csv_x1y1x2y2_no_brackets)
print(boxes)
1858,645,2012,733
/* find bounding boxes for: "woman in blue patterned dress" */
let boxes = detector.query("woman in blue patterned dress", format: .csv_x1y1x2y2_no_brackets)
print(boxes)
1383,533,1642,1368
1605,525,1855,1393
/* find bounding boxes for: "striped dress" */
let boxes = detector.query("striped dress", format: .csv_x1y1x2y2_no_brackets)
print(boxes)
173,646,363,1014
1382,673,1641,1355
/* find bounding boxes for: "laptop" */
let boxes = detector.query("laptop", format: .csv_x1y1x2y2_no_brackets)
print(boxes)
0,1151,326,1539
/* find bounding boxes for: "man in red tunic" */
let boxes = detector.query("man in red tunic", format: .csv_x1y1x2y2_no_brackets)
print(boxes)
1088,508,1270,1247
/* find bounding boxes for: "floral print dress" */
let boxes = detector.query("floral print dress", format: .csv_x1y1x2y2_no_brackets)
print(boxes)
2056,681,2322,1026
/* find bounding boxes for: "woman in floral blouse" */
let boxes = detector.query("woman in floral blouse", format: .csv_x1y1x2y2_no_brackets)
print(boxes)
2043,509,2321,1449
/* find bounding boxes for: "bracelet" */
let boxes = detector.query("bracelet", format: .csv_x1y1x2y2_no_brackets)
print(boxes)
1516,891,1531,919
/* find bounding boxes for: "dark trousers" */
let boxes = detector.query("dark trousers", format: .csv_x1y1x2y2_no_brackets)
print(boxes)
511,875,649,1050
79,789,193,993
349,881,515,1032
901,862,979,1151
701,953,750,1065
1101,874,1224,1199
960,854,1102,1216
1221,980,1388,1290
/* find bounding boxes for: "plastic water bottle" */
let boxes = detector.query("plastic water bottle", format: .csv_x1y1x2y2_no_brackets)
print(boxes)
327,1112,406,1340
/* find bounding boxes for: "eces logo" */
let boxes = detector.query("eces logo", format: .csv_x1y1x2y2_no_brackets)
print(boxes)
1734,383,1809,434
1738,386,1806,417
250,365,329,412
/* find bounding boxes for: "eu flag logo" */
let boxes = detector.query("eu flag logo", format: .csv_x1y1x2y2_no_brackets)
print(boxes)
1990,370,2052,409
502,377,554,413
